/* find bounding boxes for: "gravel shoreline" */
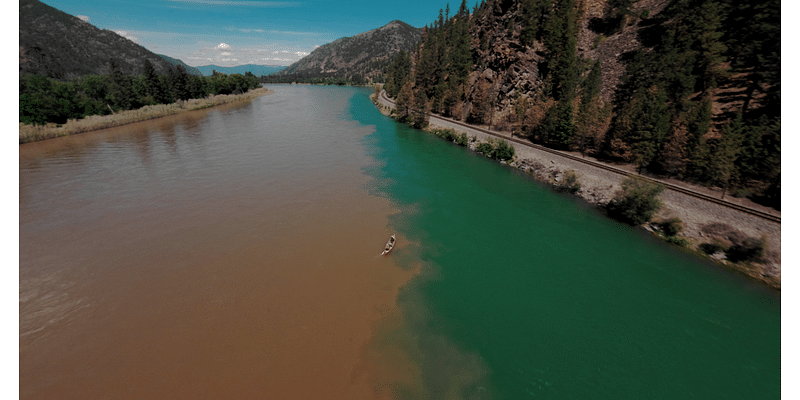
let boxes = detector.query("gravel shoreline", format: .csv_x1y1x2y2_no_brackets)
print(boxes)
372,92,780,291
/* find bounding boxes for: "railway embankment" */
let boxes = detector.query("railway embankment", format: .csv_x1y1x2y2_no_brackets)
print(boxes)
373,90,780,291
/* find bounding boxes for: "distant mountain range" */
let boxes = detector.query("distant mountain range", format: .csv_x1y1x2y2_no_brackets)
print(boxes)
20,0,417,83
194,64,286,77
277,20,422,81
19,0,190,79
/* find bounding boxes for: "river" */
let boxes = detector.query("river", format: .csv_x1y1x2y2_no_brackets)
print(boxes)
19,85,779,399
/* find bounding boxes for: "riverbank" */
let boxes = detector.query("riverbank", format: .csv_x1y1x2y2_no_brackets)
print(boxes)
19,87,273,144
372,92,780,291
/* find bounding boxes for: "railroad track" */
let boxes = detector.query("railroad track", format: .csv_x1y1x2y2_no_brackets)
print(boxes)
378,91,781,224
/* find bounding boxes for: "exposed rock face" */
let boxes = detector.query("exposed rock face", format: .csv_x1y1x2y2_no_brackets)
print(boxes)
19,0,183,79
463,0,672,112
578,0,672,102
466,1,546,117
279,20,423,80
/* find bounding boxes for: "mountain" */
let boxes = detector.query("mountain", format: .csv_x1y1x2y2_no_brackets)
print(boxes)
194,64,286,77
19,0,189,79
156,54,203,77
278,20,422,81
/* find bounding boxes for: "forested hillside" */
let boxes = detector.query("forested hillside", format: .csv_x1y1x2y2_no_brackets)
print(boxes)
384,0,780,209
157,54,204,77
20,0,179,79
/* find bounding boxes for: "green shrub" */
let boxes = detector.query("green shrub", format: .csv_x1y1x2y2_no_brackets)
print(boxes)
432,128,456,141
607,176,665,225
474,138,515,161
700,242,726,255
725,237,765,263
558,170,581,193
476,141,495,156
731,187,754,199
455,132,469,146
592,34,607,49
665,236,690,247
658,218,683,237
493,139,515,161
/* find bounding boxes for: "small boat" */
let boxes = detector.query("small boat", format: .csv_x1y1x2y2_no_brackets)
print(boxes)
381,235,396,255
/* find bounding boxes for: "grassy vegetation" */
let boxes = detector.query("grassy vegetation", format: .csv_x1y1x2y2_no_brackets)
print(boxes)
555,170,581,193
475,137,515,161
19,87,272,143
607,176,665,225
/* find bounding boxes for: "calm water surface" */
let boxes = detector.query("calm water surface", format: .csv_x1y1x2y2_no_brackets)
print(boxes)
19,85,779,399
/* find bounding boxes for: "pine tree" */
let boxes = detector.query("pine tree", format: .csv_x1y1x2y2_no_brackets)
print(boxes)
707,113,744,198
684,97,713,179
170,64,191,101
385,50,411,97
411,88,430,129
539,101,575,149
576,61,602,155
543,0,579,102
608,85,670,171
520,0,551,46
395,81,414,122
108,59,135,110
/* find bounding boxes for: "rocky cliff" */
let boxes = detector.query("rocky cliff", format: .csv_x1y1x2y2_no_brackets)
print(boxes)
464,0,671,121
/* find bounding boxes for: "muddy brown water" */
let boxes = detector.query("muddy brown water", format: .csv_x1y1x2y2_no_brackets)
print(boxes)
19,86,416,399
20,85,780,399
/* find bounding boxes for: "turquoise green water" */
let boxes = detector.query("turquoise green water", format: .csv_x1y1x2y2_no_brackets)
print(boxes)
350,88,779,399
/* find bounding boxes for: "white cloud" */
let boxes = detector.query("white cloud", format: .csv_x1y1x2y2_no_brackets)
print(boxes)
76,15,89,22
166,0,300,7
113,30,140,44
178,41,311,67
227,28,266,33
268,30,316,35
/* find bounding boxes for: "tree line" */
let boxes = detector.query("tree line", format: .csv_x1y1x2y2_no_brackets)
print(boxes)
383,0,780,209
259,73,371,86
20,59,261,126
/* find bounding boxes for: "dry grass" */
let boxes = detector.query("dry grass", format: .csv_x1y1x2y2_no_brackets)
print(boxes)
19,88,273,143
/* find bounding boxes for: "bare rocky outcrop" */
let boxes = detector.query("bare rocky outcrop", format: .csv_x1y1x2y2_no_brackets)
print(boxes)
279,20,423,81
462,0,673,114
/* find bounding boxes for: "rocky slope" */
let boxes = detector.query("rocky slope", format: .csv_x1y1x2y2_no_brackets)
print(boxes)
156,54,203,77
465,0,671,119
278,20,422,81
20,0,184,79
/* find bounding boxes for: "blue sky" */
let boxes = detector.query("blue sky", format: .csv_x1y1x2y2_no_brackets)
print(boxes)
38,0,469,67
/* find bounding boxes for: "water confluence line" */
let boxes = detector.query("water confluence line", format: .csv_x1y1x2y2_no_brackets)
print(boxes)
377,90,780,225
